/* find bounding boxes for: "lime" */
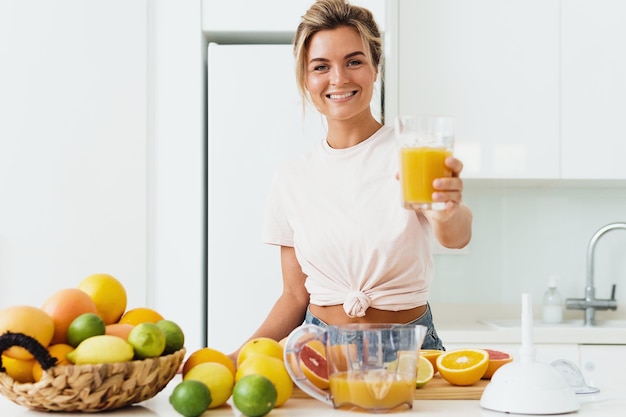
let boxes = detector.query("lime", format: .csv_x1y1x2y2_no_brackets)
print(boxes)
66,312,106,347
156,319,185,355
127,322,166,359
169,380,212,417
184,362,234,408
232,374,277,417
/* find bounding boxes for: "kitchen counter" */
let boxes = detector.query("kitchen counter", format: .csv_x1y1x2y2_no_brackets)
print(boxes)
431,303,626,345
1,380,625,416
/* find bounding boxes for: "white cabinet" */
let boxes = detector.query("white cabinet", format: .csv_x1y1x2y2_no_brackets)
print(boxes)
561,0,626,179
578,345,626,390
0,1,148,308
391,0,560,179
201,0,386,34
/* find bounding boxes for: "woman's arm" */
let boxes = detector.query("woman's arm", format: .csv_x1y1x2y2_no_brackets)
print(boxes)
228,246,309,361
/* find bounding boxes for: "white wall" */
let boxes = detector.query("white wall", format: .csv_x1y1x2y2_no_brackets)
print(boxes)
430,182,626,310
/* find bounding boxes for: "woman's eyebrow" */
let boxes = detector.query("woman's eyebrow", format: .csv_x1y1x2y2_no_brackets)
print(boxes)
308,51,366,65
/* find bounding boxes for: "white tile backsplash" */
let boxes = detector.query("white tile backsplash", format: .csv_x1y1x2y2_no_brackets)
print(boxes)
430,183,626,309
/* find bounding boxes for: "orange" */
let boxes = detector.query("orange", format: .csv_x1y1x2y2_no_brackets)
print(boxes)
235,354,293,407
183,347,236,378
0,305,54,360
118,307,164,326
1,355,36,383
41,288,98,345
300,340,329,390
420,349,444,374
32,343,74,382
436,349,489,386
105,323,135,340
77,273,127,324
237,337,283,367
482,349,513,379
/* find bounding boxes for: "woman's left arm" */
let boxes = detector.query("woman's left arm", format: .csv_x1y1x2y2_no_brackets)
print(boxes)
424,155,473,249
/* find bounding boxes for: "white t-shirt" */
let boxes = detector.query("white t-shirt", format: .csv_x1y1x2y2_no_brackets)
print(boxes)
262,125,434,318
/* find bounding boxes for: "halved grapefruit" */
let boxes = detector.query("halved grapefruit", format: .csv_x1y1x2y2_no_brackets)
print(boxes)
482,349,513,379
300,340,329,390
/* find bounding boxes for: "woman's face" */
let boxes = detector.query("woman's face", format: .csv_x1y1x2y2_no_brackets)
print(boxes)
305,26,378,123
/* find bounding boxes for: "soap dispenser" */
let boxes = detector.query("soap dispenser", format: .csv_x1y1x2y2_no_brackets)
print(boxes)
542,276,563,324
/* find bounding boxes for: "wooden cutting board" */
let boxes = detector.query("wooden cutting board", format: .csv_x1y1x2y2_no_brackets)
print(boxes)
291,375,489,401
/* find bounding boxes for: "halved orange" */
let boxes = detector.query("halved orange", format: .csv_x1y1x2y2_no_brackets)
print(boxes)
420,349,444,374
436,349,489,386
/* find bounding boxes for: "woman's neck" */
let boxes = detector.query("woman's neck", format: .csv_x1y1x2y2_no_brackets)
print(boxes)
325,115,383,149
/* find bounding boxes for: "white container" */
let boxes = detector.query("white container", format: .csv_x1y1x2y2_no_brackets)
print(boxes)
542,276,563,324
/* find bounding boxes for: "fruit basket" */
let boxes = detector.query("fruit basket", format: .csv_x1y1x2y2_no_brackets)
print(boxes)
0,333,185,412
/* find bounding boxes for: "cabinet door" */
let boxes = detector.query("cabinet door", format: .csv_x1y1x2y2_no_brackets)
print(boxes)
0,1,148,308
393,0,560,179
561,0,626,179
578,345,626,390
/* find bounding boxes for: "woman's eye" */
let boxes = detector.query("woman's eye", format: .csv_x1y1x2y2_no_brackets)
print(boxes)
313,64,329,71
348,59,362,66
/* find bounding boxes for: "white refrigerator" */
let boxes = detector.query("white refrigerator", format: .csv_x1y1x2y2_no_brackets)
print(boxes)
206,43,381,353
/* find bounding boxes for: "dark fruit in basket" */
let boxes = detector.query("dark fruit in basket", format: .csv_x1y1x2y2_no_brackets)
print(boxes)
0,332,57,373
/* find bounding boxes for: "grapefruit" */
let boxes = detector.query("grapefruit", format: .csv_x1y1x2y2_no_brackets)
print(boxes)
299,340,329,390
482,349,513,379
41,288,99,345
0,305,55,359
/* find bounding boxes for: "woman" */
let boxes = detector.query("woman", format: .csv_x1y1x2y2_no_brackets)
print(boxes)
230,0,472,358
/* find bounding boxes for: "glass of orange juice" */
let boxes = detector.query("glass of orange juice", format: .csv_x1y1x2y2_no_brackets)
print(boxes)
395,115,455,211
284,323,427,413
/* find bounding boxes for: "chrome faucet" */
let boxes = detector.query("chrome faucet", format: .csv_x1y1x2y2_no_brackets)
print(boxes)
565,222,625,326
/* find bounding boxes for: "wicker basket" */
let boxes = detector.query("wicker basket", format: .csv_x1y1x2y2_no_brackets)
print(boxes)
0,348,185,412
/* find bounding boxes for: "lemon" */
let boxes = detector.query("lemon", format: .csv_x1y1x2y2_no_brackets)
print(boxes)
416,355,435,388
66,312,106,347
184,362,234,408
78,273,127,324
127,322,166,359
232,374,277,417
169,380,212,417
235,354,293,407
66,335,134,364
237,337,283,367
156,319,185,355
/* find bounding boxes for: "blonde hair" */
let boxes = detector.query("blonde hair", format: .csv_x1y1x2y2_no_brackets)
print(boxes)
293,0,382,104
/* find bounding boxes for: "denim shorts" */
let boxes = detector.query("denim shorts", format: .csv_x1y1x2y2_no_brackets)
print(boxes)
304,303,445,351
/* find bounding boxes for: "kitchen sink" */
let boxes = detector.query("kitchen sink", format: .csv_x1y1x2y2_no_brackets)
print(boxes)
481,319,626,329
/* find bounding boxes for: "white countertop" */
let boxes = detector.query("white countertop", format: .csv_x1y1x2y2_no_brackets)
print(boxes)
431,303,626,345
1,379,625,416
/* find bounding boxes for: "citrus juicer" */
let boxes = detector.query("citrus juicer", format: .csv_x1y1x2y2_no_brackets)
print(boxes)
480,293,580,414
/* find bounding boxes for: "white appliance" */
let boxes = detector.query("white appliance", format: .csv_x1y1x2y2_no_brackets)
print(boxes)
206,43,382,353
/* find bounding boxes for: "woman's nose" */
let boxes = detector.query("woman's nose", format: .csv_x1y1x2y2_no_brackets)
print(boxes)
330,66,348,85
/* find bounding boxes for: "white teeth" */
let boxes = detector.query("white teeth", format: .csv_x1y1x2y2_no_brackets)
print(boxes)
328,91,355,99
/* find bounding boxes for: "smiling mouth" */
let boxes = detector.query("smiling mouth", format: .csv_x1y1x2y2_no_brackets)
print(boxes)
326,91,357,99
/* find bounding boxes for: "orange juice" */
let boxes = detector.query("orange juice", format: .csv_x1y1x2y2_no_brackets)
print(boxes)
329,371,415,411
400,147,452,209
